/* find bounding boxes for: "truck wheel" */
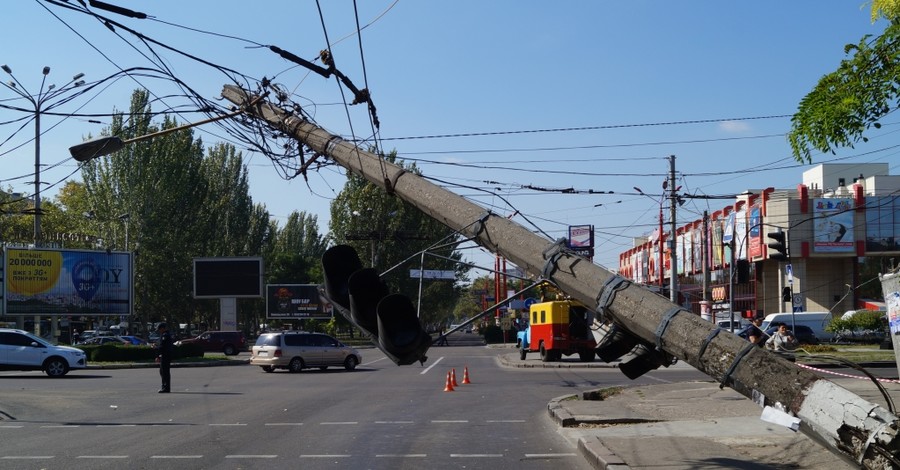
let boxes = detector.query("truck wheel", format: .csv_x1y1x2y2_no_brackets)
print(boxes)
519,346,527,360
540,343,552,362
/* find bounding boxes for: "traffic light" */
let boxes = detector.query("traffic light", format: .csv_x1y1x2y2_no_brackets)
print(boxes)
782,286,792,302
322,244,431,366
767,230,789,261
594,324,674,379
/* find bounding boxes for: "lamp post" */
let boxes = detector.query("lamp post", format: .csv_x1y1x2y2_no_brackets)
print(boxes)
1,65,85,246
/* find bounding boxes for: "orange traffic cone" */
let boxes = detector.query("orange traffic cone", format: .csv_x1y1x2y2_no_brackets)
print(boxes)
461,366,471,384
443,371,455,392
451,368,459,387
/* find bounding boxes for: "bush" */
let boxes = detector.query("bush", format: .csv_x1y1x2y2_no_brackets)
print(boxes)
76,343,206,362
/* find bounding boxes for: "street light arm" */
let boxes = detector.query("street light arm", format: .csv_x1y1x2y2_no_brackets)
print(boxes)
69,94,266,162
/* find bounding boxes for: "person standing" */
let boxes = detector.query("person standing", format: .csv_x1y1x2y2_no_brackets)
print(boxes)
156,323,172,393
747,317,766,348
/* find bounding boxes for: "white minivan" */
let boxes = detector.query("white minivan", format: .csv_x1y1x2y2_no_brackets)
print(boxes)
760,312,835,342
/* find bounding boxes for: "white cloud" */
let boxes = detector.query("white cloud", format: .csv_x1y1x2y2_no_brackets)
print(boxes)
718,120,751,133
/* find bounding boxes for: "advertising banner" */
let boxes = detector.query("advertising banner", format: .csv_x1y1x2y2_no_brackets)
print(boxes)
748,206,763,259
266,284,331,319
813,198,854,253
3,248,132,315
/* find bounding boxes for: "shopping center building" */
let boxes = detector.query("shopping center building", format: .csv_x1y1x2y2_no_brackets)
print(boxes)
618,163,900,320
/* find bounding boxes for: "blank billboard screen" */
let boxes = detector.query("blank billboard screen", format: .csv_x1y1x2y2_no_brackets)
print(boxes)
193,257,263,298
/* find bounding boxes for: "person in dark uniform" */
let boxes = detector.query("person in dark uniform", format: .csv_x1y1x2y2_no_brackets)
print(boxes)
156,323,172,393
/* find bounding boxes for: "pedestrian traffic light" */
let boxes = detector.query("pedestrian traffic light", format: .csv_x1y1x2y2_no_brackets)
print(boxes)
321,244,431,366
767,230,789,261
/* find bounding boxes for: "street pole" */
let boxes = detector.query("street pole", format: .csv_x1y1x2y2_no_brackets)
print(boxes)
668,155,677,304
221,85,900,467
1,65,85,246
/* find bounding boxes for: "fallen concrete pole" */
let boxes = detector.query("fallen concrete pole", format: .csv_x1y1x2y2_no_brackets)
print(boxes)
222,84,900,468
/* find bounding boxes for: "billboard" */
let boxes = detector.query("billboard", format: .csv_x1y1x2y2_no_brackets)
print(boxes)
813,198,854,253
266,284,331,319
193,257,264,298
3,248,132,316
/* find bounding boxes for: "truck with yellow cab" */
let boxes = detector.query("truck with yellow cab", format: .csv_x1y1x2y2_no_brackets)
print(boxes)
519,300,596,362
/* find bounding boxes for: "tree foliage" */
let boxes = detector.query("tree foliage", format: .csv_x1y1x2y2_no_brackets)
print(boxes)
788,3,900,162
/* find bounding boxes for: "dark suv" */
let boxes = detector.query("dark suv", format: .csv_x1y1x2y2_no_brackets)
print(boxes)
175,331,246,355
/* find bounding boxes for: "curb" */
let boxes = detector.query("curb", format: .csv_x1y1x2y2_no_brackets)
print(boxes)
547,393,631,470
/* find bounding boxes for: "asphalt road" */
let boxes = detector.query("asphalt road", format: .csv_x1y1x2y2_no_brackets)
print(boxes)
0,342,711,469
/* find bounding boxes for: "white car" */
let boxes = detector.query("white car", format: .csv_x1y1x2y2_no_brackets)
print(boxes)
0,328,87,377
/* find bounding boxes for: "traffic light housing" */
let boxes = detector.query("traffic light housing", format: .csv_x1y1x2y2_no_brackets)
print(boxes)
767,230,789,261
321,245,432,366
594,324,674,379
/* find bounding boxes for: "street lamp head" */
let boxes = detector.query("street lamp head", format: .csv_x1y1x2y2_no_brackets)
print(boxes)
72,73,84,81
47,84,56,92
633,186,643,194
73,80,85,87
1,64,11,74
69,136,126,162
42,66,50,75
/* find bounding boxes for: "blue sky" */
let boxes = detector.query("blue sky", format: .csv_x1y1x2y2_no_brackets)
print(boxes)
1,1,896,276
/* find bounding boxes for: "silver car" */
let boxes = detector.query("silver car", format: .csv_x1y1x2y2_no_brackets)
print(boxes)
250,331,361,373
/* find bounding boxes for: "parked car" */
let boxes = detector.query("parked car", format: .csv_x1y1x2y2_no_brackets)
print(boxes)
79,336,130,346
175,331,246,355
0,328,87,377
250,331,361,373
118,336,149,346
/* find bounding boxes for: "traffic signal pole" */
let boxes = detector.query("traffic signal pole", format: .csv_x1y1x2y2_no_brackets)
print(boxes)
221,85,900,468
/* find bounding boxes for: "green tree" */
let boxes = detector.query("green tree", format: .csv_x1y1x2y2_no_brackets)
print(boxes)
789,3,900,162
328,151,468,330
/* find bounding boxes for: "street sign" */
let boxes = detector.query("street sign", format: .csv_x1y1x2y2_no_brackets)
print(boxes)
792,293,803,312
408,269,456,280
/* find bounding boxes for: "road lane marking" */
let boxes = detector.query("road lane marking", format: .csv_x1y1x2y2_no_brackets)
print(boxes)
1,456,54,460
225,455,277,458
151,455,203,459
450,454,503,457
375,421,414,424
486,420,526,423
0,426,24,428
77,455,129,459
40,425,78,428
300,454,351,458
525,453,578,458
431,420,468,423
376,454,426,458
209,423,247,426
420,356,444,374
363,357,388,366
264,422,303,426
320,421,357,425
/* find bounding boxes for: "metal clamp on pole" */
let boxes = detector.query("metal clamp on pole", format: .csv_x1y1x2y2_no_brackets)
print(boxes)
595,274,630,320
655,307,685,350
697,328,721,360
720,342,757,389
541,238,569,279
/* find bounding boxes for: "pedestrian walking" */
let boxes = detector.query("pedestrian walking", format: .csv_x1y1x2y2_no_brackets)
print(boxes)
156,323,172,393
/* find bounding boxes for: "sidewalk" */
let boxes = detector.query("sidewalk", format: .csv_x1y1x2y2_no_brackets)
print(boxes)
498,351,900,469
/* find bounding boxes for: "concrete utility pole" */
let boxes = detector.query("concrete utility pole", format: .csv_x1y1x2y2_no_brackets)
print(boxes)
668,155,678,303
222,84,900,468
